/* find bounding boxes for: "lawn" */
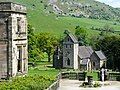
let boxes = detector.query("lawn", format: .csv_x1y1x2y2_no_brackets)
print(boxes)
28,59,60,78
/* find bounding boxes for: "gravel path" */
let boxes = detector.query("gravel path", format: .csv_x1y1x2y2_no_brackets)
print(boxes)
57,79,120,90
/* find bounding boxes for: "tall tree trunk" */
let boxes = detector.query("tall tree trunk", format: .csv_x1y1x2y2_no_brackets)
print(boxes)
48,53,51,62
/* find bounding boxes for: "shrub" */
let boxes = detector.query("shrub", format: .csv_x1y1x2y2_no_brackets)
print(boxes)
0,75,55,90
93,82,101,87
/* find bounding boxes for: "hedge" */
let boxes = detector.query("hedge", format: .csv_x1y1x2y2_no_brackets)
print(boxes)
0,75,55,90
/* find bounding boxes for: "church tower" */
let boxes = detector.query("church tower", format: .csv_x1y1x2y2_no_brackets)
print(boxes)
63,30,79,69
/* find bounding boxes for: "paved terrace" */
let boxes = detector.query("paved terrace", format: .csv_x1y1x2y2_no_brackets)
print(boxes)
57,79,120,90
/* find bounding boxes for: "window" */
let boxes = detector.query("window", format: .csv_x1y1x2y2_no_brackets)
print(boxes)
93,62,95,67
17,17,21,33
67,58,70,66
65,45,67,48
67,51,70,55
17,17,26,34
17,46,22,72
68,38,70,41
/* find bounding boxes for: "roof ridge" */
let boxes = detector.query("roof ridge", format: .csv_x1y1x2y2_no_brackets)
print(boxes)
85,46,93,55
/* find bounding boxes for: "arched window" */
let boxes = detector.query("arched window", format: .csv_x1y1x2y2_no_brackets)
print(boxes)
93,62,95,67
67,58,70,66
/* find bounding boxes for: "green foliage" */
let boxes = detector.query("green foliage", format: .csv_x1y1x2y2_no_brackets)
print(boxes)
0,75,54,90
9,0,120,37
100,24,115,35
28,59,59,77
0,59,59,90
93,82,101,87
75,26,88,45
28,25,44,62
86,71,99,81
36,32,59,62
95,35,120,71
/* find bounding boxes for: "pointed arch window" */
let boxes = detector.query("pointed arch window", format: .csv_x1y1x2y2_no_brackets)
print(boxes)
67,58,70,66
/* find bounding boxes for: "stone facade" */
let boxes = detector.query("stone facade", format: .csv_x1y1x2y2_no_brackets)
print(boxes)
0,2,27,79
90,51,106,70
62,32,79,69
53,46,63,69
53,31,107,70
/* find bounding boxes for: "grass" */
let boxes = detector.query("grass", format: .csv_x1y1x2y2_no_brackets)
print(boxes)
0,59,59,90
10,0,120,38
28,59,59,78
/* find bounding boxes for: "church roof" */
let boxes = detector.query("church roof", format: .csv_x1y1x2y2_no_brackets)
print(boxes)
68,33,78,43
95,51,106,60
81,59,89,65
78,46,93,59
86,46,94,55
64,30,78,43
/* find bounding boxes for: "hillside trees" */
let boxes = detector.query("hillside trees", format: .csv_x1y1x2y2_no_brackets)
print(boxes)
102,24,114,35
95,35,120,71
37,33,58,62
28,25,44,62
75,26,88,45
28,25,59,62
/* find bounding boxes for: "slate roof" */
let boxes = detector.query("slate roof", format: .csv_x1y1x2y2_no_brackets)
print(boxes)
68,33,78,43
86,46,94,55
81,59,89,65
78,46,93,59
95,51,106,60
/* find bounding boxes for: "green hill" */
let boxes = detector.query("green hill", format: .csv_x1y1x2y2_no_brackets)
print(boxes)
8,0,120,37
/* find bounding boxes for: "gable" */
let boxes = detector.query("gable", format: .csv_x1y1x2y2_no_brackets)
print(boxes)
63,33,78,43
64,35,73,43
95,51,106,60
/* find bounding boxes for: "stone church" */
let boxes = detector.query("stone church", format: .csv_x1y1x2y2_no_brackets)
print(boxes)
53,30,106,70
0,2,28,79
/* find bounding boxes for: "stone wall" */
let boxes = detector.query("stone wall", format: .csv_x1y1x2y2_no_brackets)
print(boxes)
63,35,78,69
0,2,26,14
11,13,27,76
0,2,27,79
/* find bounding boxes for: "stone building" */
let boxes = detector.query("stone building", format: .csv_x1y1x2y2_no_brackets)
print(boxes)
53,30,107,70
62,31,79,69
0,2,28,79
53,46,63,69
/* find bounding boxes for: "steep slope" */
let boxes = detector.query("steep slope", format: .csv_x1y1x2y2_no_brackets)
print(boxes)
46,0,120,21
8,0,120,37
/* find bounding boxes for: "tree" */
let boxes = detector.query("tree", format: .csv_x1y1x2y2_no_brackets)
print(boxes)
28,25,44,62
37,32,58,62
95,35,120,71
101,24,114,35
75,26,88,45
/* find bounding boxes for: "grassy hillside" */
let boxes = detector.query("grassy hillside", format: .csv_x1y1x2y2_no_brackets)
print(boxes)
44,0,120,21
9,0,120,37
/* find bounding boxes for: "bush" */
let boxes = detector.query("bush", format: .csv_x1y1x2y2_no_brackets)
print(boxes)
0,75,55,90
93,82,101,87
